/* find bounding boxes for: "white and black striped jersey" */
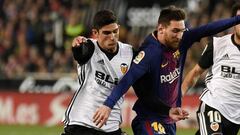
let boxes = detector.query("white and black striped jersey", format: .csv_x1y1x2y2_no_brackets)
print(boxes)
63,39,133,132
199,34,240,124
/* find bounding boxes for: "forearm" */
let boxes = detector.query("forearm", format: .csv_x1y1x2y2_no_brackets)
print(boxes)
187,16,240,43
182,64,205,95
104,68,140,108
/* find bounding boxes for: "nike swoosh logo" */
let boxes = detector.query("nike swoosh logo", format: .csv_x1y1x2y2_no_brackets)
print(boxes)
161,62,168,68
169,76,179,84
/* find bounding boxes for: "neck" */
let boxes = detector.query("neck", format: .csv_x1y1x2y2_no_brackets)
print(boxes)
234,34,240,46
105,48,116,53
97,42,117,53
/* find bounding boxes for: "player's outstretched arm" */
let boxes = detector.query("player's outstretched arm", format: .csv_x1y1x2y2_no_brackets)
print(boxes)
71,36,95,65
93,105,111,128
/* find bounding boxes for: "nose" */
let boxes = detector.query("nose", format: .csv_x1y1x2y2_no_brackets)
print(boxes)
109,32,115,40
176,32,183,40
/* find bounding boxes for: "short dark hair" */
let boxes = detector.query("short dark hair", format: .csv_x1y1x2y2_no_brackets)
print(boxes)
232,3,240,17
93,9,117,30
158,5,186,26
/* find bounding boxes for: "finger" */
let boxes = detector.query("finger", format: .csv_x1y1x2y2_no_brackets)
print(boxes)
82,37,87,43
93,110,99,122
97,117,107,128
94,112,103,125
97,120,104,128
95,116,104,127
182,110,189,115
177,108,183,115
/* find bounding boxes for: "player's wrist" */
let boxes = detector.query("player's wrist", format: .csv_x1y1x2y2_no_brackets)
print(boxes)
103,98,115,109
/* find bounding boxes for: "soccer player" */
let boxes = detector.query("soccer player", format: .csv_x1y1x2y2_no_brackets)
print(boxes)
61,9,134,135
182,3,240,135
93,5,240,135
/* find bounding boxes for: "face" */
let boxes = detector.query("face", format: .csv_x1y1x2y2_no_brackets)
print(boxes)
93,23,119,53
159,20,185,50
234,10,240,40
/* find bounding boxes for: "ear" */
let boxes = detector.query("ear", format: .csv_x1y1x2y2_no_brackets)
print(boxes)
92,29,99,38
92,29,98,34
157,24,164,34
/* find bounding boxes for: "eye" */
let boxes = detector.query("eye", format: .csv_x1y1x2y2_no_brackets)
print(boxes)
113,29,118,34
172,28,186,33
102,31,112,35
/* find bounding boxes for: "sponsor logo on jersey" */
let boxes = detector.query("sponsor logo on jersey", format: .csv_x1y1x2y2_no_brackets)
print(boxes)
220,54,229,60
120,63,128,74
160,68,180,83
210,122,219,132
221,65,240,79
133,51,145,64
161,61,168,68
95,71,118,89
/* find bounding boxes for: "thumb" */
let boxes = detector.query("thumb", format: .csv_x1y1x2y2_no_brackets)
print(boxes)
177,107,183,115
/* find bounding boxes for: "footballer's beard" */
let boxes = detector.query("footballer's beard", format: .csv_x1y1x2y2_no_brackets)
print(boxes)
106,43,118,53
166,40,180,50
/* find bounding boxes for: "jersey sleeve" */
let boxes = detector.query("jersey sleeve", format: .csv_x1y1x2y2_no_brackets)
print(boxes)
198,40,213,69
182,15,240,49
104,46,154,109
72,39,94,65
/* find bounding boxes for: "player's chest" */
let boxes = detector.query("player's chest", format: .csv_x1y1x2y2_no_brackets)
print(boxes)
160,50,180,71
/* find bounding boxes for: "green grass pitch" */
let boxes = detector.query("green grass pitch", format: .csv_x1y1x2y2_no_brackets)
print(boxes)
0,125,239,135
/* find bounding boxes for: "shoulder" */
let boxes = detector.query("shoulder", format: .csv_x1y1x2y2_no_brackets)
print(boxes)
118,41,133,49
88,38,97,45
213,34,232,48
213,34,231,41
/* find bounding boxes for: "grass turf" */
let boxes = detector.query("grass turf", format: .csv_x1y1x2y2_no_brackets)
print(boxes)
0,125,239,135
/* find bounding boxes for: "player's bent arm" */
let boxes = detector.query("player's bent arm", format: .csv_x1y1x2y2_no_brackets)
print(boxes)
181,64,205,95
72,39,95,65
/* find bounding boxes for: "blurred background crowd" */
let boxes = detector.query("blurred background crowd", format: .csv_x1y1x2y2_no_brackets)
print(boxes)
0,0,236,91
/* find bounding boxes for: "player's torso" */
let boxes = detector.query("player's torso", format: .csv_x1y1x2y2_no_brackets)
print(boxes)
133,43,181,123
64,40,133,131
202,34,240,124
157,49,180,106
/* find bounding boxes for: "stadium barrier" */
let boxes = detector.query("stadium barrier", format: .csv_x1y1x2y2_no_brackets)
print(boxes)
0,91,199,128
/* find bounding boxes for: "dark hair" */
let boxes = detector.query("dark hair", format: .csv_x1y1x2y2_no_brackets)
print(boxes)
232,3,240,17
158,5,186,26
93,9,117,30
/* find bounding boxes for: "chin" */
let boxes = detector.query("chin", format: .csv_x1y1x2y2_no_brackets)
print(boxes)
170,44,179,50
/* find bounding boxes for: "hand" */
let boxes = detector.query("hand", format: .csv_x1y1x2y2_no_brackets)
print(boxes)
93,105,111,128
169,107,189,122
72,36,87,47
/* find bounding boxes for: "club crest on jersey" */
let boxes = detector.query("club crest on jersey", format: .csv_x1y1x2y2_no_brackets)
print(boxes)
173,50,180,59
210,122,219,132
133,51,145,64
120,63,128,74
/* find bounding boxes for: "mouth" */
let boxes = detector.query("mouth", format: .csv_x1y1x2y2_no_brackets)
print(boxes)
108,43,116,46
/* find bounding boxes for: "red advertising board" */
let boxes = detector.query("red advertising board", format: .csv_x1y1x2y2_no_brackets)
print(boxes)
0,92,199,128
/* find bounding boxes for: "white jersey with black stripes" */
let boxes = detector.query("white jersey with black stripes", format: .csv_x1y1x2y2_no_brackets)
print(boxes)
63,39,133,132
200,34,240,124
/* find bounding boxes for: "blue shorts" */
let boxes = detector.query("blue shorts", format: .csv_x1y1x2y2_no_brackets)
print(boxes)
131,116,176,135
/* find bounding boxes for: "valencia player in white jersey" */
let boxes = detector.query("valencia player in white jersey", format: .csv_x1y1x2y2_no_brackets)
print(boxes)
182,3,240,135
61,10,133,135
